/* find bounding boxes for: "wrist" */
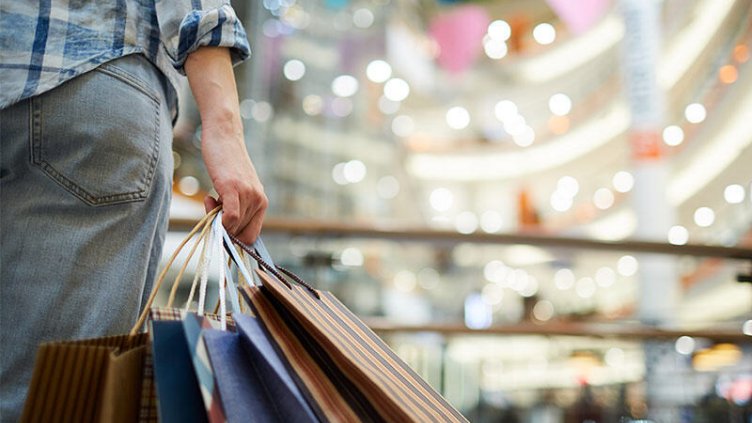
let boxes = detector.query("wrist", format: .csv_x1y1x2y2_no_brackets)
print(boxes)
201,105,243,135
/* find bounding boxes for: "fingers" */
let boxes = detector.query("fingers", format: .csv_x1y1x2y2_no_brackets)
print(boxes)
219,190,244,235
212,184,268,244
235,202,266,245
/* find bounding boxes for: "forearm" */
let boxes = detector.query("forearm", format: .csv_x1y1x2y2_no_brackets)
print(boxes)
183,46,267,243
184,47,245,151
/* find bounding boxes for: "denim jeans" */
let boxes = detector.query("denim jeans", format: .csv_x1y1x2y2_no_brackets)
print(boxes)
0,54,173,421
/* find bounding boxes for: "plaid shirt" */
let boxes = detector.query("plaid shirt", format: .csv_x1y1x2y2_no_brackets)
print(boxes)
0,1,251,109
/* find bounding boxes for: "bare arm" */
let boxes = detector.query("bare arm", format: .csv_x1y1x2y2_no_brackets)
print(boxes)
184,46,267,243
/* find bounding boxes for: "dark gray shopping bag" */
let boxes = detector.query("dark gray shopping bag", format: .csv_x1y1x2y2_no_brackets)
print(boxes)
202,313,318,423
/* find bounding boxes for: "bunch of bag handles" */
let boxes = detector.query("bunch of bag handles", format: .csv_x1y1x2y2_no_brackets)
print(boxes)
130,207,318,336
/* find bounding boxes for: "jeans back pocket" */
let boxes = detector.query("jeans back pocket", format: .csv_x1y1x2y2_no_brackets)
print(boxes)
31,56,163,206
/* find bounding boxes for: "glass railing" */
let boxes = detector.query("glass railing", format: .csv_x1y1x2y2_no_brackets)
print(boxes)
163,217,752,422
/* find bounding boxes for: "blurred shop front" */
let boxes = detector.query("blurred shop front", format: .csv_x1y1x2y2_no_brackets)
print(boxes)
166,0,752,421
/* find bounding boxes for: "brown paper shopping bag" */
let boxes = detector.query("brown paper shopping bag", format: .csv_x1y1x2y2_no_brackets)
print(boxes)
21,210,222,423
20,333,149,423
233,242,468,423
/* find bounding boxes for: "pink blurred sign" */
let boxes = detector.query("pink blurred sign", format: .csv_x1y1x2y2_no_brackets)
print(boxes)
429,5,490,74
545,0,610,34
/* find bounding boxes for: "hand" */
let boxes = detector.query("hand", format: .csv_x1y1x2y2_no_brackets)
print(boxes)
185,47,268,243
200,120,267,244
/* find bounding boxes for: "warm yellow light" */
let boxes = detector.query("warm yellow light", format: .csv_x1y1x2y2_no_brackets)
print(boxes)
734,44,750,63
719,65,738,84
548,115,570,135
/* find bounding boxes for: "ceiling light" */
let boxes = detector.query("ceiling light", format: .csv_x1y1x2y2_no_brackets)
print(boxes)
302,95,323,116
483,39,508,60
283,59,306,81
480,210,503,233
724,184,745,204
693,207,715,227
343,160,366,183
376,176,400,199
533,23,556,45
532,300,554,321
455,211,479,234
391,115,415,137
484,260,508,284
685,103,706,123
430,188,454,212
612,171,634,193
487,20,511,41
332,75,359,97
550,191,573,212
352,8,374,28
366,60,392,83
512,126,535,147
554,268,575,290
593,188,615,210
667,225,689,245
178,176,200,196
383,78,410,102
251,101,273,122
340,247,364,266
743,320,752,336
446,107,470,130
662,125,684,146
557,176,580,197
675,336,695,355
548,93,572,116
494,100,518,121
617,255,638,277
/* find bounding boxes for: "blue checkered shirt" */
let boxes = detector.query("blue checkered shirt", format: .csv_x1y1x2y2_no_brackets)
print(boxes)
0,1,251,109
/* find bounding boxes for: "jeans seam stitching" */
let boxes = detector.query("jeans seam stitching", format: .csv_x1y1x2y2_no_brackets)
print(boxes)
96,64,160,106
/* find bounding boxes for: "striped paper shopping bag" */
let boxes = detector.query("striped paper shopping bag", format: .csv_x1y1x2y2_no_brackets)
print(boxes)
242,271,468,423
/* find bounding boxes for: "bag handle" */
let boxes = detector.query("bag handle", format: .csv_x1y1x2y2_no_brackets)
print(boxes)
227,234,321,299
129,208,321,335
130,207,220,335
186,212,245,330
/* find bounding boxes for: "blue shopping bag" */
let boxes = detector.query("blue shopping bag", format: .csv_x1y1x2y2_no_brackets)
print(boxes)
202,313,319,423
150,320,209,423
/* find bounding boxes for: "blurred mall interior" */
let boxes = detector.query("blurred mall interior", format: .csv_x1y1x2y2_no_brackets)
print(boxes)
163,0,752,421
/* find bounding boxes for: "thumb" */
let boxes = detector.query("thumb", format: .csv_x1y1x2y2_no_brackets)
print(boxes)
204,195,220,213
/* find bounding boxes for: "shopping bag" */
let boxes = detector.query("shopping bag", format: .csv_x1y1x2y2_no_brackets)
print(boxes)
193,215,318,423
18,210,219,423
181,312,230,423
236,248,468,423
20,333,148,423
134,207,232,423
18,208,236,423
147,308,235,423
201,313,319,423
150,320,208,423
241,286,382,423
147,212,242,423
149,211,311,423
232,313,319,422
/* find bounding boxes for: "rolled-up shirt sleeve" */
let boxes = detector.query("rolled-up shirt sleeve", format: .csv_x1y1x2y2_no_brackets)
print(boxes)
156,0,251,74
